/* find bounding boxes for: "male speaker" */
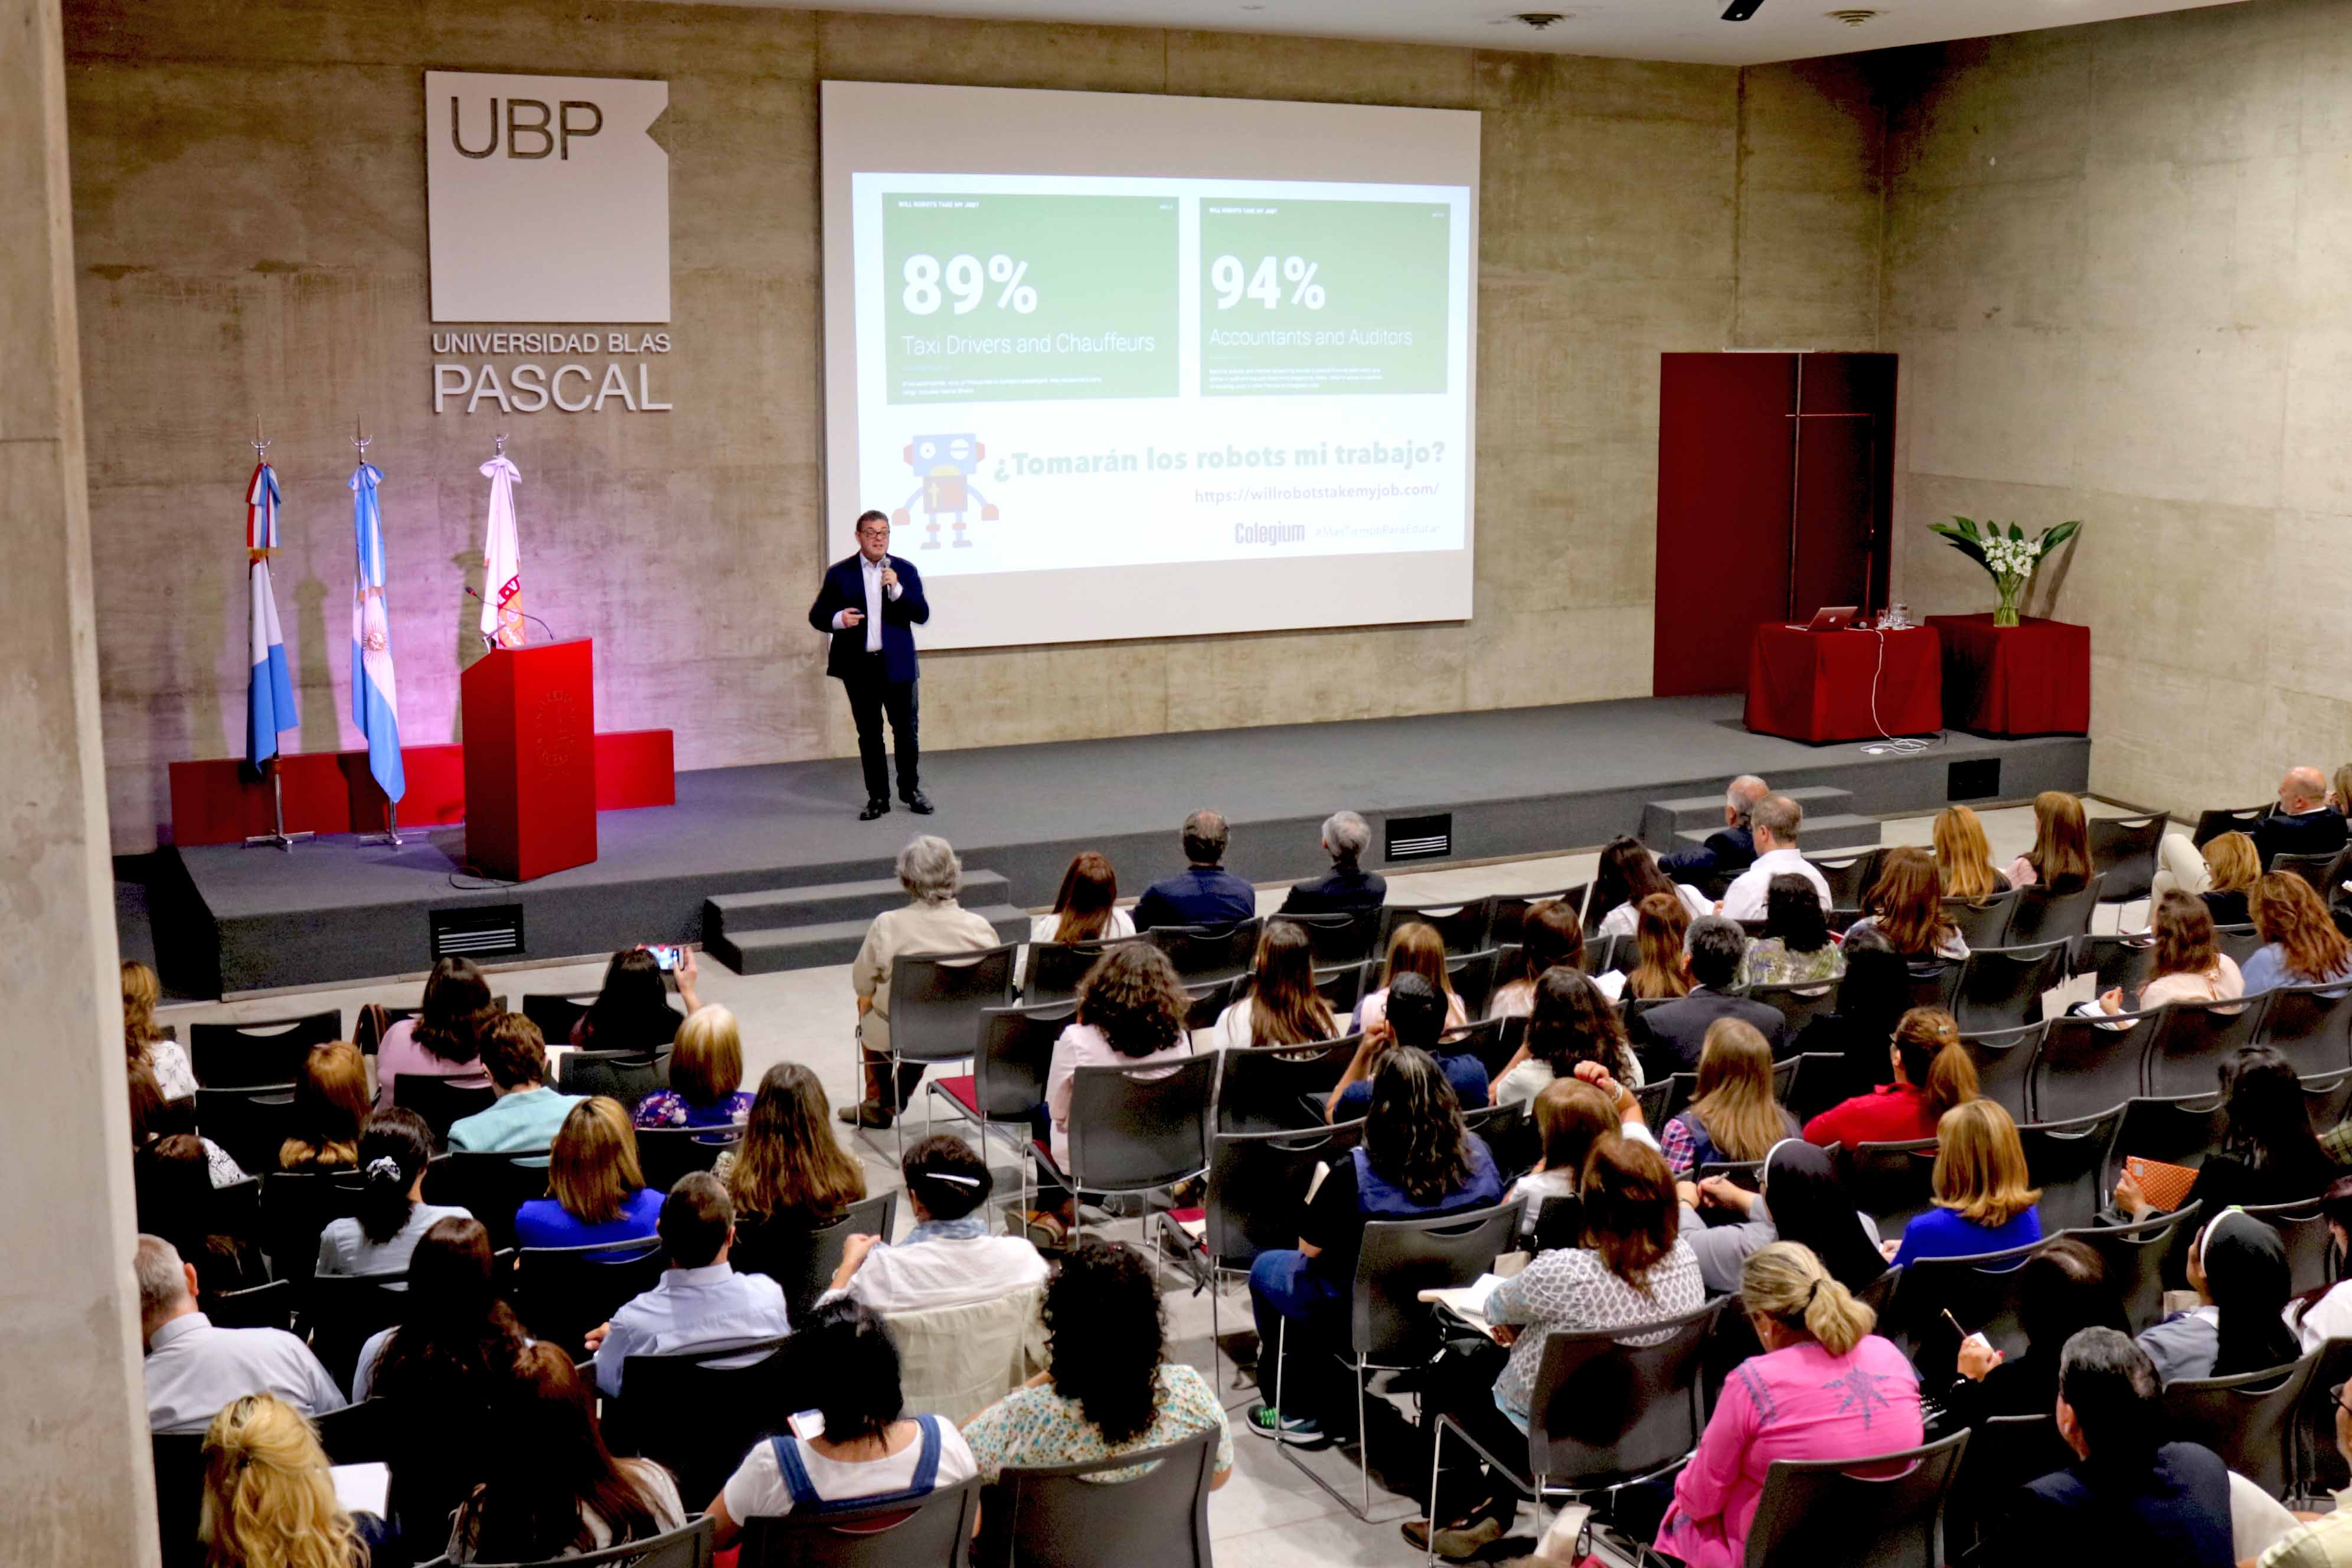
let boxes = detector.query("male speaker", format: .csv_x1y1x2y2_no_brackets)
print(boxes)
808,509,932,818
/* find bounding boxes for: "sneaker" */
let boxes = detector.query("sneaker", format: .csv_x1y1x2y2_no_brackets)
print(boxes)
1245,1403,1327,1446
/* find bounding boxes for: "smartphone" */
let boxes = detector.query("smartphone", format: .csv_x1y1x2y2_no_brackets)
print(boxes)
644,943,683,972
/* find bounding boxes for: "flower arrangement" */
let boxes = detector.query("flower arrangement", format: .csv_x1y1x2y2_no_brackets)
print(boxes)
1927,516,2080,627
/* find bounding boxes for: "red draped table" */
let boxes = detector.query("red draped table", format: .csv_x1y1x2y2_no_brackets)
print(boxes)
1927,613,2090,737
1744,623,1942,743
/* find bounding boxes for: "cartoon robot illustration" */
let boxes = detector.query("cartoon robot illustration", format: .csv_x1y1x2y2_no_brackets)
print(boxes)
894,433,999,549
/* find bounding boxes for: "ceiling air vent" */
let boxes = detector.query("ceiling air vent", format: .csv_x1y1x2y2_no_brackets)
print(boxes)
431,904,525,960
1385,813,1453,864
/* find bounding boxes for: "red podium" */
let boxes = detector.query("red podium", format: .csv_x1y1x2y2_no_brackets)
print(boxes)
462,639,597,880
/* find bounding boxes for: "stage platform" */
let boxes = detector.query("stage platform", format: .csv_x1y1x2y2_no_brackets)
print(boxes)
157,694,2090,995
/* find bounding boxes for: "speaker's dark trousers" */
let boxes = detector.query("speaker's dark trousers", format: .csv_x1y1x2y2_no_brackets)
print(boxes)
841,654,919,802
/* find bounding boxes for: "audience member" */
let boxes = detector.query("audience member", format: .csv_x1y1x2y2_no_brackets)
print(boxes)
352,1215,522,1404
2254,766,2352,870
1802,1005,1978,1150
1046,942,1194,1170
1132,808,1255,931
721,1061,867,1231
318,1108,468,1277
632,1003,754,1130
586,1172,792,1397
1590,835,1711,938
134,1131,263,1291
1848,845,1968,962
2120,1047,2335,1275
138,1234,345,1433
131,1069,244,1188
1485,897,1585,1020
1738,873,1844,986
1354,920,1468,1034
2241,870,2352,995
2253,1366,2352,1566
1034,850,1135,944
2092,890,2243,1021
1490,966,1642,1105
2152,827,2261,924
2006,789,2093,894
705,1300,977,1546
1277,809,1387,917
2288,1177,2352,1350
1249,1048,1505,1445
1938,1237,2127,1428
123,958,196,1101
1413,1134,1703,1552
1660,775,1769,886
1661,1020,1799,1177
825,1136,1047,1312
515,1097,664,1252
278,1041,368,1170
1718,795,1832,919
1933,805,2011,902
1625,891,1695,1001
1678,1138,1887,1297
2137,1209,2298,1384
1653,1241,1923,1568
1788,925,1913,1105
1329,971,1487,1119
1889,1099,2042,1265
1208,917,1335,1051
1626,917,1789,1079
446,1013,580,1155
374,955,495,1111
1507,1073,1659,1240
844,834,1002,1129
446,1341,685,1563
199,1393,371,1568
964,1240,1234,1489
576,946,697,1052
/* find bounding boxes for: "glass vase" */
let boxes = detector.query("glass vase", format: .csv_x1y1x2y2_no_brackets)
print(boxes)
1992,576,2023,628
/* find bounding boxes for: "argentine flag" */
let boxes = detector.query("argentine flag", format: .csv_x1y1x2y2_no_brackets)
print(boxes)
244,460,296,769
349,460,405,805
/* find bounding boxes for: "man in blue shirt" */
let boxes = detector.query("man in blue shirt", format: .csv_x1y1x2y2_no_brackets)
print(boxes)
1132,808,1256,930
447,1014,580,1155
587,1172,791,1397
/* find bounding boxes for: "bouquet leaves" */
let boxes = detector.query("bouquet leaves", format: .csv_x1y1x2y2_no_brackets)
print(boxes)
1929,517,2080,625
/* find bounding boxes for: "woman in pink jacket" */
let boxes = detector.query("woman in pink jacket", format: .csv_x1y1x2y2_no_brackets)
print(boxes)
1654,1241,1923,1568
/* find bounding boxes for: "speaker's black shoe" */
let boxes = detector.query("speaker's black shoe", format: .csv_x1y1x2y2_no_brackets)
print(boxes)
859,798,890,821
901,790,935,815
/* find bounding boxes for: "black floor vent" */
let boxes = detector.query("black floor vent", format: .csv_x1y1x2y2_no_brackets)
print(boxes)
1948,759,2001,802
1386,812,1453,863
431,904,525,959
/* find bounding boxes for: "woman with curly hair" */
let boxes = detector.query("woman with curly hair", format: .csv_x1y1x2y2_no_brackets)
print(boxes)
123,959,197,1102
2240,870,2352,995
963,1240,1233,1488
1045,942,1194,1169
1489,965,1642,1106
200,1393,374,1568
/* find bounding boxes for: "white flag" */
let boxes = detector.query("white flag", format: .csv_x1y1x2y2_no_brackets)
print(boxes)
479,453,524,648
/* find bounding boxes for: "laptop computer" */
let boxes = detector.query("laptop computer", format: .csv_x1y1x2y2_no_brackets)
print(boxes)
1802,605,1860,632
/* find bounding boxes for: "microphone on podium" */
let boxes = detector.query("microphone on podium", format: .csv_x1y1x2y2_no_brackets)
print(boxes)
463,585,560,648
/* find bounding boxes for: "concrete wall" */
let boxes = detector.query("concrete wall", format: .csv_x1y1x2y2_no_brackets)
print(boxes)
1881,0,2352,812
1,0,159,1560
63,0,1887,851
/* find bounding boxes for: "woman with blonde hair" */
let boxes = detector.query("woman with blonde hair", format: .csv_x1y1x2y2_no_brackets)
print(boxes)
200,1392,371,1568
1208,917,1335,1051
1625,892,1694,1001
279,1043,370,1170
123,958,202,1103
2242,870,2352,995
1933,805,2010,903
632,1004,754,1129
1654,1241,1923,1568
1353,921,1466,1034
1802,1006,1979,1150
1889,1099,2043,1265
2195,829,2262,927
2006,789,2093,894
1848,845,1966,962
514,1097,662,1252
1659,1020,1799,1177
721,1061,866,1230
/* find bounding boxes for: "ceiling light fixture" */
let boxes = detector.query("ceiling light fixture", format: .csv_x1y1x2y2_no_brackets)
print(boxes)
1720,0,1765,18
1513,11,1567,27
1825,7,1879,22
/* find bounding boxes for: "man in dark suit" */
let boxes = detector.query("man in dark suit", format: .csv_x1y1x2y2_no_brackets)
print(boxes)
807,510,931,819
1660,774,1768,888
1278,809,1387,917
1132,809,1256,931
1625,916,1788,1079
2253,765,2349,869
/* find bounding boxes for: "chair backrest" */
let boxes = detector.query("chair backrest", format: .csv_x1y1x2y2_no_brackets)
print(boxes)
610,1337,796,1506
988,1426,1219,1568
973,999,1073,1118
2193,805,2268,848
1181,976,1241,1033
1631,1077,1674,1129
2005,874,2105,945
1770,1054,1801,1109
1213,1036,1357,1133
307,1268,412,1390
2141,994,2271,1099
1580,932,1623,977
1881,1240,2041,1386
1490,886,1583,950
2240,1198,2337,1296
1379,897,1497,956
2071,933,2158,999
557,1046,671,1102
2305,1067,2352,1136
1146,919,1263,984
740,1476,981,1568
2214,922,2265,966
1351,1201,1522,1366
1749,979,1841,1038
1312,959,1372,1016
1942,892,2018,950
396,1075,499,1146
2103,1095,2228,1201
2028,1011,2152,1124
2294,1336,2352,1502
888,944,1019,1063
1285,908,1384,967
2063,1204,2202,1332
1902,961,1961,1015
516,1236,669,1361
2274,851,2339,896
203,1276,295,1332
260,1167,365,1285
2160,1351,2320,1500
1741,1428,1970,1568
1658,1072,1698,1125
1949,940,2070,1034
1531,1193,1582,1252
633,1122,744,1194
426,1149,550,1250
2019,1106,2125,1235
194,1083,299,1177
2258,984,2352,1076
734,1191,901,1324
518,992,600,1046
1840,1137,1941,1238
1445,949,1502,1020
1948,1413,2075,1560
1023,937,1144,1005
1439,1014,1507,1076
418,1514,716,1568
315,1396,396,1465
1809,848,1889,910
152,1431,207,1568
1203,1121,1363,1270
1526,1299,1728,1487
1958,1021,2044,1121
2089,814,2170,904
188,1010,344,1087
1460,1099,1534,1177
1068,1053,1215,1195
1787,1053,1855,1127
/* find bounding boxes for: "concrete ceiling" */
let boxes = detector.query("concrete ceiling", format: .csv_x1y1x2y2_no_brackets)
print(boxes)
713,0,2252,65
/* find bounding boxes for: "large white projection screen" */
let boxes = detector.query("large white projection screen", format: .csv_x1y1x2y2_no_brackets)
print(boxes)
819,82,1479,651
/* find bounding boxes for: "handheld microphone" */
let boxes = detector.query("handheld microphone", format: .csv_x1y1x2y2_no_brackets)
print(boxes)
463,585,559,646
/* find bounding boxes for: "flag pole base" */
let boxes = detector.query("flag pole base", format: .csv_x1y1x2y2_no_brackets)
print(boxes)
362,800,403,848
243,764,313,851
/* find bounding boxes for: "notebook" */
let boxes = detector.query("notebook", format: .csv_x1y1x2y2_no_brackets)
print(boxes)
2124,1155,2199,1213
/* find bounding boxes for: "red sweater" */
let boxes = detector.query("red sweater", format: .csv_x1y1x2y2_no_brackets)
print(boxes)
1802,1083,1940,1150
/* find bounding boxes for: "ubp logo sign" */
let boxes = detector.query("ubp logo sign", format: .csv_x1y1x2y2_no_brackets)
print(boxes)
426,71,669,324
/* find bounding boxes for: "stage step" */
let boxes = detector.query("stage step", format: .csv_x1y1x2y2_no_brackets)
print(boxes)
1671,811,1880,855
1639,785,1857,845
701,873,1027,976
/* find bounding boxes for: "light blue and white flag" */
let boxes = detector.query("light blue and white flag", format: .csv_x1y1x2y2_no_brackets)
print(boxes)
244,459,296,769
349,460,404,805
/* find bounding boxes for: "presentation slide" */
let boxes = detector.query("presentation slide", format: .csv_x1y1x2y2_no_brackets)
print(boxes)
821,83,1479,651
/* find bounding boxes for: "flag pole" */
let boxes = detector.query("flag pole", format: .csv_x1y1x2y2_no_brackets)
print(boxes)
241,421,312,851
351,416,403,848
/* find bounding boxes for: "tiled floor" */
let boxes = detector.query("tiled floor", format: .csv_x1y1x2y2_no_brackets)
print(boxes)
155,799,2147,1565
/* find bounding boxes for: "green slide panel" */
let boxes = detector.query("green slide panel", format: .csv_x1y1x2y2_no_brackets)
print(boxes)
1198,199,1452,397
884,193,1178,403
